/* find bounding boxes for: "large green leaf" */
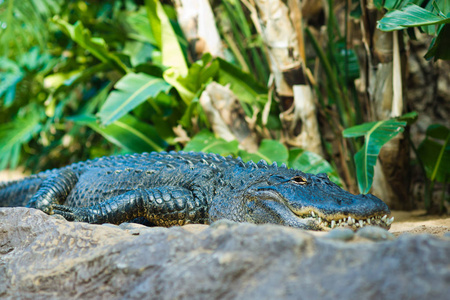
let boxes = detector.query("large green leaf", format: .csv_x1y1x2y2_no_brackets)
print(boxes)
423,0,450,35
288,149,342,185
376,2,450,61
377,3,450,31
145,0,187,76
97,72,171,126
126,7,160,66
144,0,162,47
53,17,129,74
71,114,167,153
0,108,43,170
123,41,157,67
424,24,450,61
239,140,289,165
417,124,450,183
343,119,407,193
127,8,157,45
183,130,238,156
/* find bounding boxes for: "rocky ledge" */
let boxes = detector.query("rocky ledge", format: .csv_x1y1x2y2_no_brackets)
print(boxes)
0,207,449,299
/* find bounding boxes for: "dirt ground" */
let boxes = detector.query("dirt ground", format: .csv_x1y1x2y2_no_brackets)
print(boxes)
1,170,448,237
390,210,449,237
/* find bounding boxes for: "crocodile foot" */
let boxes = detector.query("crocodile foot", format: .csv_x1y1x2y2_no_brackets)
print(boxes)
52,204,101,223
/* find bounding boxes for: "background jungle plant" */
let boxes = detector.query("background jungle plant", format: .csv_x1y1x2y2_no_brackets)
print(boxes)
0,0,448,213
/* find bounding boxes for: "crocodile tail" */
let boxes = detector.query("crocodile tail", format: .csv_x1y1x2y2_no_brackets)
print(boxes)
0,175,44,207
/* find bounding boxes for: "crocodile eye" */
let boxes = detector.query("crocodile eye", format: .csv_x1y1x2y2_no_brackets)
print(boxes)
291,176,307,185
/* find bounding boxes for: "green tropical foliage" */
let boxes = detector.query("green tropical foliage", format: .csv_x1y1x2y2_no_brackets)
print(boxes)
343,118,408,193
97,73,171,125
418,124,450,182
0,0,447,211
183,131,340,185
416,123,450,211
377,0,450,60
183,130,238,156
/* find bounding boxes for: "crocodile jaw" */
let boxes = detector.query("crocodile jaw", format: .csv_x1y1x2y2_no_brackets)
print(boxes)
247,180,392,231
251,187,393,231
290,208,394,231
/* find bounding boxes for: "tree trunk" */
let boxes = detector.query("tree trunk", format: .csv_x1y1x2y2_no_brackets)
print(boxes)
244,0,323,155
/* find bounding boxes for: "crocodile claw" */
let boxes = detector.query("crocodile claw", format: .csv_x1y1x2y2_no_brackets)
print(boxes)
52,204,78,221
52,204,97,223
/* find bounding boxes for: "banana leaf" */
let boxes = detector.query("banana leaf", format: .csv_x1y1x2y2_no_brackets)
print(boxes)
239,140,288,165
97,72,171,126
183,130,238,156
71,114,167,153
343,119,407,193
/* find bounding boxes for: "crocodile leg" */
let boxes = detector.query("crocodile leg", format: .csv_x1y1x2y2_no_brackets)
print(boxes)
26,169,79,213
0,176,43,207
52,186,209,226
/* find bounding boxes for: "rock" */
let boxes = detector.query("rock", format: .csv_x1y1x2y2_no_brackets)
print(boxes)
102,223,121,230
323,227,354,241
356,226,396,241
0,207,449,299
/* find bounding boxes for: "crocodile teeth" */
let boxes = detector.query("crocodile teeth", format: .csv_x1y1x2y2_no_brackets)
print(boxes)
386,216,394,225
301,211,393,230
331,220,336,228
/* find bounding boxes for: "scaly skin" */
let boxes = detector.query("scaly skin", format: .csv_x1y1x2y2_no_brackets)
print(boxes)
0,151,393,230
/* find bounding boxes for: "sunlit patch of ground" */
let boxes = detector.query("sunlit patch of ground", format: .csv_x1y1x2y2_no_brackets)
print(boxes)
390,210,449,237
0,169,28,181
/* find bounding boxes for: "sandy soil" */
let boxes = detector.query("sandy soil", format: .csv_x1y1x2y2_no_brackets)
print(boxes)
0,169,27,181
390,210,449,237
1,171,448,237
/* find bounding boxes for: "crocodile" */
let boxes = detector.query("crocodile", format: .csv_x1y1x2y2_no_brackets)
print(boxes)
0,151,393,230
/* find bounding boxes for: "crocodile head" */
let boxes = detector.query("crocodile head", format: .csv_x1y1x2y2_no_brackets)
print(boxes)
241,168,392,231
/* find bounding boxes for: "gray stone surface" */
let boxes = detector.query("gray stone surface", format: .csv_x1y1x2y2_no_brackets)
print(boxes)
0,207,449,300
323,227,355,241
356,225,396,241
